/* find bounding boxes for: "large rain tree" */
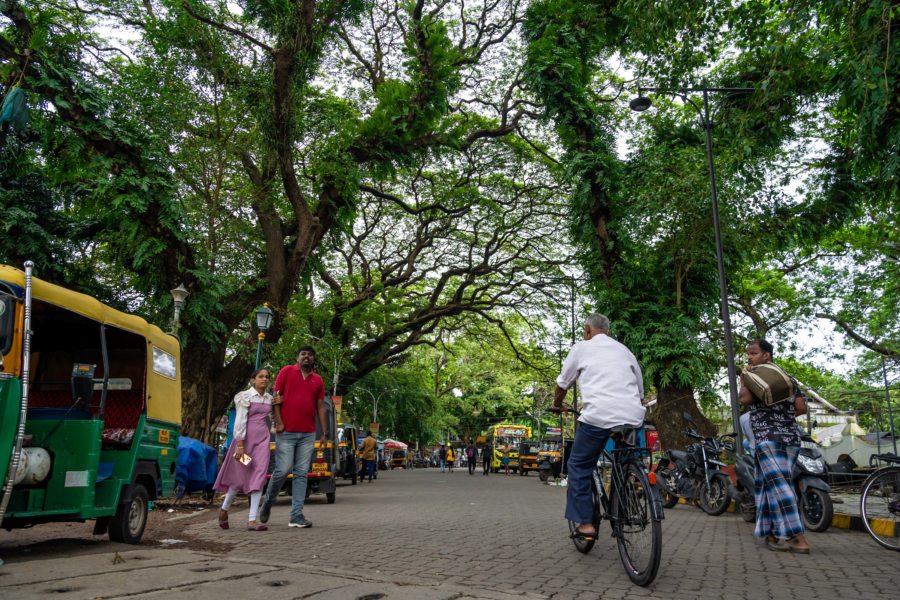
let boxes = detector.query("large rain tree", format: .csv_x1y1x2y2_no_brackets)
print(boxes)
521,0,898,447
0,0,546,438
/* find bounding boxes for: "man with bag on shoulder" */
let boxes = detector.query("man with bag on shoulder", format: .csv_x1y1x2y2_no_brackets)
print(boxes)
739,338,811,554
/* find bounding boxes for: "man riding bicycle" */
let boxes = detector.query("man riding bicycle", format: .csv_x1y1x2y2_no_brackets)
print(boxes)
550,314,646,538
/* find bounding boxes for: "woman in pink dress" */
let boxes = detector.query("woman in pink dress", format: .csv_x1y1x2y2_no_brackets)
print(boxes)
215,368,273,531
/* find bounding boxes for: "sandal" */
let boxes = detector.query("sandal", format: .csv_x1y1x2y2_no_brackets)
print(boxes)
570,524,597,539
786,537,810,554
218,509,229,530
765,537,789,552
247,520,268,531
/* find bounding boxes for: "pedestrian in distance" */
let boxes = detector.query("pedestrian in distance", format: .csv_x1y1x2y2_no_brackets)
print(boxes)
214,368,273,531
501,445,511,476
259,346,328,529
550,314,646,539
740,338,811,554
439,444,448,473
446,446,455,473
482,442,492,475
466,441,477,475
360,430,377,482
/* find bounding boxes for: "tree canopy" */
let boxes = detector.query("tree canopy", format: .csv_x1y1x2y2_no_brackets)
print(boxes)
2,0,897,445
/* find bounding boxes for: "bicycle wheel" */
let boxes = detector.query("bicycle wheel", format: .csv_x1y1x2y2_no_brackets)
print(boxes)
568,471,602,554
860,467,900,551
611,461,662,586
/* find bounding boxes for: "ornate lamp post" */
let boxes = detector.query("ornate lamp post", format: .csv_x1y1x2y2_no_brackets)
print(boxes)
169,284,189,334
630,83,754,447
254,304,274,369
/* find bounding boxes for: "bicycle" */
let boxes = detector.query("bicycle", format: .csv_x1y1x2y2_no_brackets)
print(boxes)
860,452,900,551
553,407,664,586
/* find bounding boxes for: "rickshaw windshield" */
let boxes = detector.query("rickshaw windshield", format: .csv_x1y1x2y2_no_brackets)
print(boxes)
0,293,14,356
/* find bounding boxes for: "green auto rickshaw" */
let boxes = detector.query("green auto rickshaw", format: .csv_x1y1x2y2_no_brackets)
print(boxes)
0,263,181,544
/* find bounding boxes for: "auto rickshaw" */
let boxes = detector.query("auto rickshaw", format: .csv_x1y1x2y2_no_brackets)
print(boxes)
0,263,181,544
537,437,564,482
517,440,541,476
390,448,408,469
337,424,359,484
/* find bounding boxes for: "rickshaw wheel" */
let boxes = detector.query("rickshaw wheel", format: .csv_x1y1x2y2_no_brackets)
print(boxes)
326,492,336,504
109,483,148,545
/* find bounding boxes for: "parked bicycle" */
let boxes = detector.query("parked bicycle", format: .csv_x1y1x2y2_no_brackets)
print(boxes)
860,453,900,551
555,407,664,587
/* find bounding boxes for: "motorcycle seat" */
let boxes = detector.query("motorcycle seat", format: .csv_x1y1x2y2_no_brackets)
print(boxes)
668,450,688,462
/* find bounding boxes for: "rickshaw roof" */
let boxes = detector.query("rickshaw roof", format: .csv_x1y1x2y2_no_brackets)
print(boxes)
0,265,181,423
0,266,177,352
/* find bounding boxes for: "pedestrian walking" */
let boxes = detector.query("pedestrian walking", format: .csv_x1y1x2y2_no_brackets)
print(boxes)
446,446,455,473
482,442,492,475
259,346,328,529
360,430,377,482
214,368,272,531
466,441,477,475
439,444,448,472
740,338,811,554
501,445,511,476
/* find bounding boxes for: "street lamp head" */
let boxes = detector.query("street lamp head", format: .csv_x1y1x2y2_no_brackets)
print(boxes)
170,284,189,310
255,303,274,332
629,94,652,112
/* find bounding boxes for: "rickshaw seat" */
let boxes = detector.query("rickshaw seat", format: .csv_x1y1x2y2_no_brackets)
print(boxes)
101,390,143,448
27,389,143,447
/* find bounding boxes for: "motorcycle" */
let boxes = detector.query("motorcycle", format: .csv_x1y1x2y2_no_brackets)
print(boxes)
727,433,833,532
655,413,733,516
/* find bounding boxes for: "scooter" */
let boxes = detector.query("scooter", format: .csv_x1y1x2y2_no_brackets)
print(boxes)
726,434,833,532
655,413,734,516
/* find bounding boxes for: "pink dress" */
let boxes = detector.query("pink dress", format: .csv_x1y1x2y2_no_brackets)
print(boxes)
214,400,271,494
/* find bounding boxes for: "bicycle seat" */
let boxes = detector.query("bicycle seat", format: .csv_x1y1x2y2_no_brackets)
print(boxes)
873,453,900,465
609,425,640,446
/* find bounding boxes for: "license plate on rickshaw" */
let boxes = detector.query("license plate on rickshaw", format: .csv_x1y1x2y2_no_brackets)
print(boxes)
311,463,328,472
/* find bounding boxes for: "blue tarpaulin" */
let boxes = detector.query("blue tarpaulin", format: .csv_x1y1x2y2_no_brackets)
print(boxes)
175,436,218,498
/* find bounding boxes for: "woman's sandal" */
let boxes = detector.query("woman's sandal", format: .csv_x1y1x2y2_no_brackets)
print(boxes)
247,520,268,531
218,509,229,530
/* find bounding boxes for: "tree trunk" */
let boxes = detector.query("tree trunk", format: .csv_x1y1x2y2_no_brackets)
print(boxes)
179,342,255,441
649,382,716,451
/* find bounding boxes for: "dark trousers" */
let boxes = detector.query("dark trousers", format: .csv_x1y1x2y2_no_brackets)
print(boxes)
564,421,612,525
467,457,476,474
364,458,375,481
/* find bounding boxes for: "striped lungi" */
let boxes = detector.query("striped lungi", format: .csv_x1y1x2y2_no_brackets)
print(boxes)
754,440,804,540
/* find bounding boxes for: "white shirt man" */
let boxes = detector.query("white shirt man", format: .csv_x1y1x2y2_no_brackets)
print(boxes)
556,334,646,429
552,313,646,538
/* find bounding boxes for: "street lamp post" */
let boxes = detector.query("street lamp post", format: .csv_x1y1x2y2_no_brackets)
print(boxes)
169,284,189,335
254,304,274,369
881,356,898,455
357,387,394,429
630,83,753,448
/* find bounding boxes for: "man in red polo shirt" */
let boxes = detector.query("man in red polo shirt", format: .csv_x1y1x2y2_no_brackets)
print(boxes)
259,346,327,528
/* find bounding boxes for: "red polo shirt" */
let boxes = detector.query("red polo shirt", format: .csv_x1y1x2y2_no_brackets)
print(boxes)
274,364,324,433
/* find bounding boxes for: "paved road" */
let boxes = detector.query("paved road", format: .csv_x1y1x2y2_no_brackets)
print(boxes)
2,467,898,599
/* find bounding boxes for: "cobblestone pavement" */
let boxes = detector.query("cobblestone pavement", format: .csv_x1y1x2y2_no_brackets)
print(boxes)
178,467,898,600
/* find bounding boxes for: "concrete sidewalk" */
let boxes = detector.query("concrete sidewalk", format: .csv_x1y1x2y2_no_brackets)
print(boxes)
0,547,543,599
